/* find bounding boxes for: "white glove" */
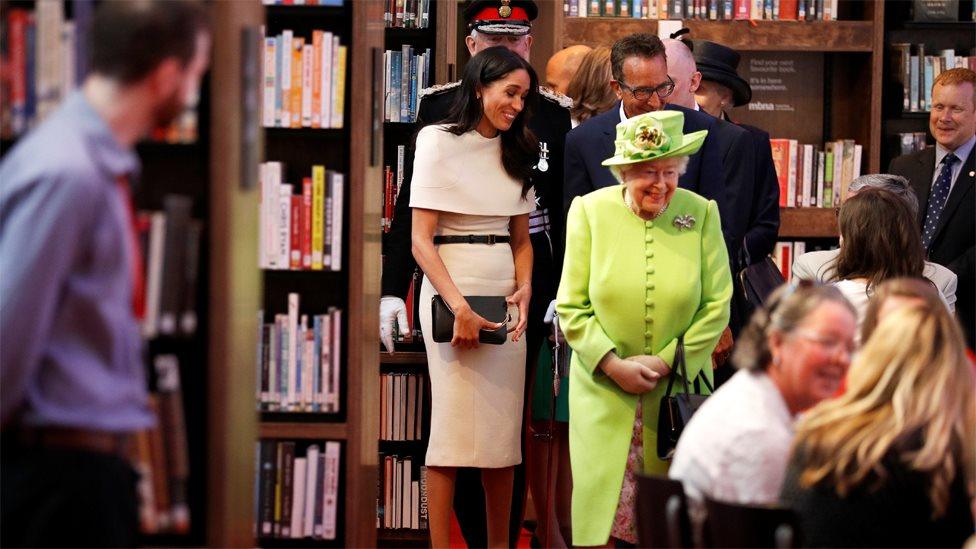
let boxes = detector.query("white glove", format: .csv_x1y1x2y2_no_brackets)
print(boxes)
544,298,557,324
380,296,410,353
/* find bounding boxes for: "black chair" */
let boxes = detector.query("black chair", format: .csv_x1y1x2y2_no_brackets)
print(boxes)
636,474,694,548
702,497,801,548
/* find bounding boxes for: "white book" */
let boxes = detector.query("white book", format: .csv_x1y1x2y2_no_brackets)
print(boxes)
280,30,293,128
330,37,343,128
318,313,331,410
263,38,277,127
329,173,344,271
143,212,167,338
787,140,798,207
801,144,814,207
302,445,320,537
320,32,334,129
853,144,863,179
411,480,420,530
831,141,843,206
302,316,314,410
264,162,284,268
287,293,299,411
290,457,307,538
277,184,292,269
258,163,268,267
330,308,342,412
321,441,341,540
301,44,313,127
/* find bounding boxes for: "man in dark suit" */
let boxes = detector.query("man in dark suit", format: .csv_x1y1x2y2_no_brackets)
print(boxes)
563,33,745,265
889,68,975,346
379,1,573,545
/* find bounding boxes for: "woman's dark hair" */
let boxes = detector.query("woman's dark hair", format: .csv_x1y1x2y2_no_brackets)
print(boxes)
438,46,538,198
832,188,925,293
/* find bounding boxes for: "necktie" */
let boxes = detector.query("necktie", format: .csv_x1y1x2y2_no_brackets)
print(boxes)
921,153,957,251
117,175,146,319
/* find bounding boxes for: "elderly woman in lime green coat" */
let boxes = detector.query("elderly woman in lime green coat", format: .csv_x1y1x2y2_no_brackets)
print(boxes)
556,110,732,546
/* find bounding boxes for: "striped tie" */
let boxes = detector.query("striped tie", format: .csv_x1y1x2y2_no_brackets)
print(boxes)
921,153,957,251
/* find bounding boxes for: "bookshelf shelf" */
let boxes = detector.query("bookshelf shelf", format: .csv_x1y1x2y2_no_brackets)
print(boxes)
264,4,346,16
259,422,348,440
380,351,427,365
264,127,347,138
378,529,430,541
561,18,876,51
778,208,839,238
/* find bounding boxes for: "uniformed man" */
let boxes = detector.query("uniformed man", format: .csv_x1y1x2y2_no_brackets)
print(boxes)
378,0,572,545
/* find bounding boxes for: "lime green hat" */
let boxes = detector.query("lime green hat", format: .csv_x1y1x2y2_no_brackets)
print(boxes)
601,110,708,169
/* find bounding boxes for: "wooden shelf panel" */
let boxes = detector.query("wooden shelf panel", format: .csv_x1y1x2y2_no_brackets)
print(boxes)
562,18,875,51
380,351,427,364
378,529,430,541
779,207,839,238
259,422,348,440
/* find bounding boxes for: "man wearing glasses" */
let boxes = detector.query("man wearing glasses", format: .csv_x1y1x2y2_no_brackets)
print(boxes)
564,33,730,237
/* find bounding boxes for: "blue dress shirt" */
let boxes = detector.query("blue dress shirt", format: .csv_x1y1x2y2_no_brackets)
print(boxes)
0,92,154,432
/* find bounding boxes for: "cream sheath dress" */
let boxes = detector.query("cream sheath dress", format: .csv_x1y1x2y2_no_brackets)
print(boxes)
409,124,535,468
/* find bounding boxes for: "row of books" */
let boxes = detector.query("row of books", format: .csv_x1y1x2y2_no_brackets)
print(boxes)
382,145,407,232
380,373,426,441
384,0,432,28
772,240,836,282
256,440,342,540
136,196,202,339
132,355,192,535
890,45,976,113
261,29,347,129
383,46,432,124
256,294,342,413
0,5,196,141
259,162,345,271
563,0,840,20
262,0,344,5
898,132,929,156
378,455,429,531
769,139,862,208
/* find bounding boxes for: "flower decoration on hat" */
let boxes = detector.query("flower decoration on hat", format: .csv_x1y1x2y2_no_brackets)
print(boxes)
618,118,672,162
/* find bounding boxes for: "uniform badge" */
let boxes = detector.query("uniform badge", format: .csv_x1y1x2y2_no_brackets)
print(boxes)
498,0,512,18
536,141,550,173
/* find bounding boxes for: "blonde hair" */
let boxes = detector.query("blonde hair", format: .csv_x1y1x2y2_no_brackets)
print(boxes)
792,302,975,518
860,277,943,343
566,46,615,123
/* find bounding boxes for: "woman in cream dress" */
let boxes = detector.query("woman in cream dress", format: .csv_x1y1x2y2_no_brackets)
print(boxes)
409,47,539,548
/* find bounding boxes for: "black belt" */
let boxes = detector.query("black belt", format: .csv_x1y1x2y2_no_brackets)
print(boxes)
433,234,510,245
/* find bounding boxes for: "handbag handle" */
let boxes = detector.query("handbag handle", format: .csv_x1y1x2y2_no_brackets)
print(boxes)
662,335,713,397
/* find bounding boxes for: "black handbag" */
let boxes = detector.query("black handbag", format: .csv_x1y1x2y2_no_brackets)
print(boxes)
657,336,713,461
738,256,786,308
430,295,508,345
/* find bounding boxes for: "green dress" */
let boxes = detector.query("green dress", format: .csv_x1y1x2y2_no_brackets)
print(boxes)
556,186,732,546
530,341,569,422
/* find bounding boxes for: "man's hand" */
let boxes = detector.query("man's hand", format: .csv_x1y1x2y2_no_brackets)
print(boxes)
380,296,410,353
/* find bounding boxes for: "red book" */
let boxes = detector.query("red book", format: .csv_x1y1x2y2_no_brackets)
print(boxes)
734,0,751,19
769,139,790,207
301,178,313,269
384,168,393,233
290,195,301,270
778,0,798,19
7,10,29,135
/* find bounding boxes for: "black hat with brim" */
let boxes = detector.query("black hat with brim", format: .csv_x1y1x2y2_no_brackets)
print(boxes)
692,39,752,107
464,0,537,36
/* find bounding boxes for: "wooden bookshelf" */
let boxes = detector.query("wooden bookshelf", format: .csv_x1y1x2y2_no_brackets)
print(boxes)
260,422,349,440
778,208,839,238
380,351,428,365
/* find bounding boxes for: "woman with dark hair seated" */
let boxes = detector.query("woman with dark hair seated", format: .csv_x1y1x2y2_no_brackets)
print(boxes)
409,46,539,548
781,292,975,547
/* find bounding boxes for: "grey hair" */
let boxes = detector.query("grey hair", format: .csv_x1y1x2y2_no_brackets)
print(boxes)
847,173,919,217
611,155,690,183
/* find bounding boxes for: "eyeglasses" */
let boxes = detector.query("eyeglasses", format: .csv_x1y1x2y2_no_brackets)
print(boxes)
792,329,856,356
617,76,675,102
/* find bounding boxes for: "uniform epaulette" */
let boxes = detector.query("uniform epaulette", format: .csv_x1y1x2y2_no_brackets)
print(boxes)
539,86,574,109
419,80,461,99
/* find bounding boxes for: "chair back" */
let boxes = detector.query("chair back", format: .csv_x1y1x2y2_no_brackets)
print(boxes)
636,474,693,548
702,497,801,548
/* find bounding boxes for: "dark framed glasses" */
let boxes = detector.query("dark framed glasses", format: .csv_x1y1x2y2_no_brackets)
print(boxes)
618,76,676,102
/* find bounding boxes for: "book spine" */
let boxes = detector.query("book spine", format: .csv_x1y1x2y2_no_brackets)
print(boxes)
263,38,277,127
290,38,304,128
329,173,344,271
289,195,301,270
331,39,344,129
280,441,296,537
280,30,292,127
321,441,340,540
290,457,308,537
311,166,325,270
301,178,313,269
278,185,292,269
311,31,323,128
321,32,333,129
301,44,313,127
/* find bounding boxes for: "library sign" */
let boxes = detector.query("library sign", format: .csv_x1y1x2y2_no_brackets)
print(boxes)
732,52,824,146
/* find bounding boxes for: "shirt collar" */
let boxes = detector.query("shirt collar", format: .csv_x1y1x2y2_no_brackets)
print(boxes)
64,91,142,182
618,101,628,122
935,134,976,167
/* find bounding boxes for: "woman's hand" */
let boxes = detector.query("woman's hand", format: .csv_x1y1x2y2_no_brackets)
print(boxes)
599,353,660,394
506,284,531,343
628,355,672,378
451,302,503,350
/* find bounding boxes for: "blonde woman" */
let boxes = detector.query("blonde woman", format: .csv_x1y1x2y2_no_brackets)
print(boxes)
781,300,976,547
565,47,615,127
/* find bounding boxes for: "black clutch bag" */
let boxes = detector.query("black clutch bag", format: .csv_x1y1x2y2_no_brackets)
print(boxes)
657,336,713,461
431,295,508,345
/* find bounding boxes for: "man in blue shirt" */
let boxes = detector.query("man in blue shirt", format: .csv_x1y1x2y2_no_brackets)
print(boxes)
0,2,210,546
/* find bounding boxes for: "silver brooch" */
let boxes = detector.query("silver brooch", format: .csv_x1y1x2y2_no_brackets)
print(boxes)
673,214,696,230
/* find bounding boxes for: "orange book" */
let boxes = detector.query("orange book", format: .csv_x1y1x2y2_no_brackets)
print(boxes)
778,0,798,19
290,38,304,128
769,139,790,207
311,31,323,128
